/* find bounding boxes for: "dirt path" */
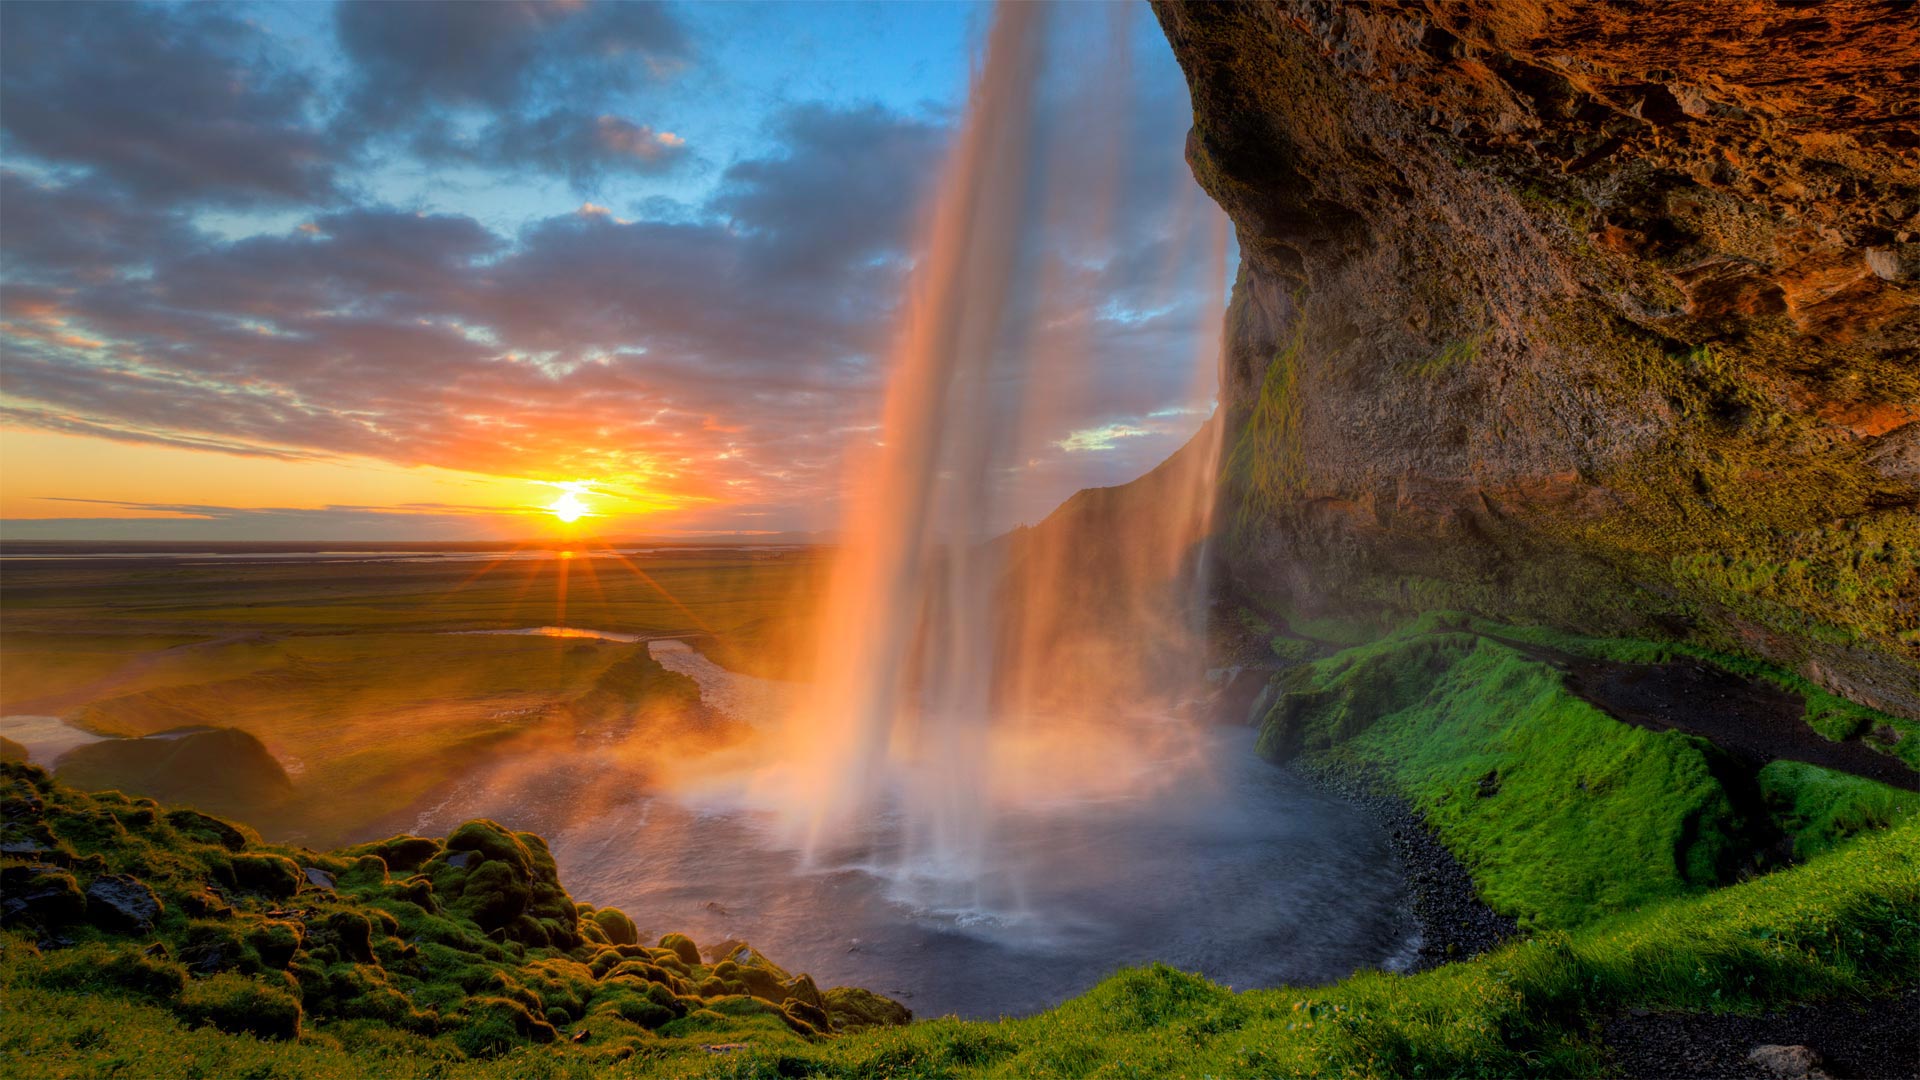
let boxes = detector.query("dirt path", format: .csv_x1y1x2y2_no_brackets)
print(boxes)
1498,639,1918,792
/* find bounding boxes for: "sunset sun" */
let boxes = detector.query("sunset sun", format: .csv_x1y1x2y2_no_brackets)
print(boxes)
546,487,590,524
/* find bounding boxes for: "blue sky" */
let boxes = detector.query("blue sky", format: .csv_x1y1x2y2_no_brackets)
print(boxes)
0,1,1230,539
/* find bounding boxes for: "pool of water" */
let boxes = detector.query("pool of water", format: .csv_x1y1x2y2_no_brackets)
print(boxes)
410,635,1418,1019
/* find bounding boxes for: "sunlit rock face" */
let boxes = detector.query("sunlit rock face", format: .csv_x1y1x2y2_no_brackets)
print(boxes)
1154,1,1920,717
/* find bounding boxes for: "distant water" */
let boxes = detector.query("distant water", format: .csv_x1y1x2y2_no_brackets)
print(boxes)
0,715,110,763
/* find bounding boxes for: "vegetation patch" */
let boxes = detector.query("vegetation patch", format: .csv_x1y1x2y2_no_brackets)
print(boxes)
0,762,909,1077
1257,622,1761,928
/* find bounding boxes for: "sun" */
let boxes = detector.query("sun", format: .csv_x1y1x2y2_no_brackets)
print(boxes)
546,487,590,523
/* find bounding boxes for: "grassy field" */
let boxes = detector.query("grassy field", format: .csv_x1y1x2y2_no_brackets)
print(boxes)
0,547,825,846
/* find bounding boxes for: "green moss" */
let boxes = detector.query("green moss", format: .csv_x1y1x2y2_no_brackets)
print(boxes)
658,933,700,968
1403,333,1484,379
589,907,638,946
1259,627,1766,927
1226,323,1307,537
0,762,908,1074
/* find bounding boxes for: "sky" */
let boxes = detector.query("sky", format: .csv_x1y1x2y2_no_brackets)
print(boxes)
0,0,1230,541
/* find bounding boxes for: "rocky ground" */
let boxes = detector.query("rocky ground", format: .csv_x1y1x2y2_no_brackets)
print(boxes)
1603,986,1919,1080
1295,767,1516,971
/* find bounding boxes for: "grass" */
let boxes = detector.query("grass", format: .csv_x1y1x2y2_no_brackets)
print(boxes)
1258,624,1756,928
1758,761,1920,860
1256,616,1919,929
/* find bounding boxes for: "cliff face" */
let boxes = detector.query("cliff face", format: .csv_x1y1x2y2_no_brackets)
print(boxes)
1154,1,1920,717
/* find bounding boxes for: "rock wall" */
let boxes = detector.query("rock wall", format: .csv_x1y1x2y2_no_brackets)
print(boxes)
1153,0,1920,717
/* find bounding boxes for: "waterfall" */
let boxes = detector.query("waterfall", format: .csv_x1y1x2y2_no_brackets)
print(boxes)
773,1,1229,912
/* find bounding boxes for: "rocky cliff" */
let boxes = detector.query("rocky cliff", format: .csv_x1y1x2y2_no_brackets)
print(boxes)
1154,0,1920,717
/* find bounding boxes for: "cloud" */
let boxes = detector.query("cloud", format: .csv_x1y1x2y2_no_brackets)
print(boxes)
0,3,341,207
334,0,693,187
712,104,947,276
1,5,1227,536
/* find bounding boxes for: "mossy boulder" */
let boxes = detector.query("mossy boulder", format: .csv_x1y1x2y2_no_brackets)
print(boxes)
429,820,580,948
221,852,301,898
164,808,250,852
823,985,914,1030
659,932,701,968
84,874,163,934
344,834,442,873
590,906,638,946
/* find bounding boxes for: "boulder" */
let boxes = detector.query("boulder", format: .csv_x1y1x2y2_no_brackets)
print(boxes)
1748,1045,1833,1080
0,865,86,929
85,873,163,933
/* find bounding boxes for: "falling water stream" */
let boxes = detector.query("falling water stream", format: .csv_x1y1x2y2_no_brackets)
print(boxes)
407,3,1420,1020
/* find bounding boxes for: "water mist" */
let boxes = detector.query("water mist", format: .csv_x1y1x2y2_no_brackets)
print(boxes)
777,1,1231,914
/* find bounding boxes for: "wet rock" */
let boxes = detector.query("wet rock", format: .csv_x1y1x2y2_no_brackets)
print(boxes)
444,850,478,870
1748,1045,1831,1080
0,822,62,860
0,865,86,929
85,873,163,934
302,866,337,890
1153,2,1920,716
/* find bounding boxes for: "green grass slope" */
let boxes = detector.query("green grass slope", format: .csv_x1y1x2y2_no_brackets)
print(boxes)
1255,617,1918,929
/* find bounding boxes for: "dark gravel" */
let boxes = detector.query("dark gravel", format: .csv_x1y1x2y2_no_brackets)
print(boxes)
1496,639,1918,793
1292,766,1515,970
1603,986,1919,1079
